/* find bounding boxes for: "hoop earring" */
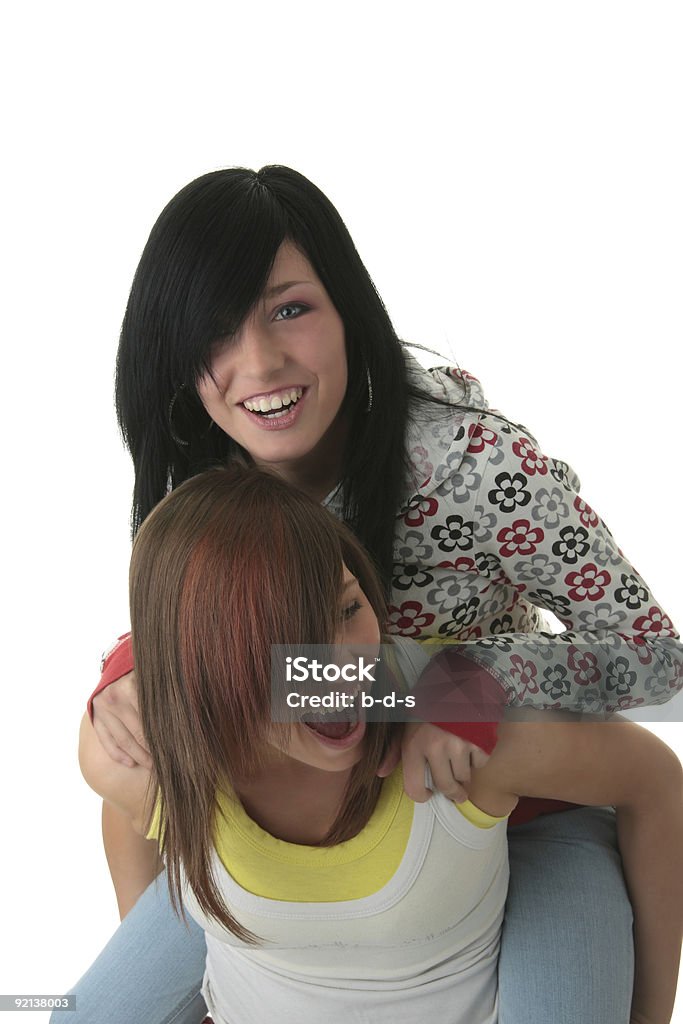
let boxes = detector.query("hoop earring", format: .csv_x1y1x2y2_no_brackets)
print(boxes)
168,387,189,447
365,367,373,413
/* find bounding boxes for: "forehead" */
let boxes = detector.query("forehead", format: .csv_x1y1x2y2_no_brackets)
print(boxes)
341,565,355,588
266,241,321,288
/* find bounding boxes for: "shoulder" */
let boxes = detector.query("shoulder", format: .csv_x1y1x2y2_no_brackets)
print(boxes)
476,415,582,492
400,354,489,505
403,352,488,420
399,356,583,517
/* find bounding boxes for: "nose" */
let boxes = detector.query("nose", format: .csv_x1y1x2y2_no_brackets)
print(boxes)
234,319,286,381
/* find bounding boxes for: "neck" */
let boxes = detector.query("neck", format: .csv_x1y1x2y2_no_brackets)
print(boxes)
254,412,349,502
234,754,355,846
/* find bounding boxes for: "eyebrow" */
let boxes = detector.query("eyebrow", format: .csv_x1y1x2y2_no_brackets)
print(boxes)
264,279,313,298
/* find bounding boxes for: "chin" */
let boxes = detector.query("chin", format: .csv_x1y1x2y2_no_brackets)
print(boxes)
297,745,365,774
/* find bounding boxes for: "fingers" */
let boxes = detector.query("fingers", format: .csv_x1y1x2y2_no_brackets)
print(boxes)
399,723,491,804
469,746,490,771
400,740,433,803
95,671,139,714
92,713,152,768
91,672,151,769
429,755,470,804
91,716,136,767
428,743,489,802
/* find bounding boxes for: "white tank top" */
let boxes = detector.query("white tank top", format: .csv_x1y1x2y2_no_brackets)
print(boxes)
183,782,509,1024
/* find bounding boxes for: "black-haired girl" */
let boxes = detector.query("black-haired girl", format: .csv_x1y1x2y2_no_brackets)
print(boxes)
67,166,682,1024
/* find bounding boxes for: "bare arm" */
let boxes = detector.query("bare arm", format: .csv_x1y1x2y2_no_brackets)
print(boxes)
102,801,163,919
473,719,683,1024
79,712,153,833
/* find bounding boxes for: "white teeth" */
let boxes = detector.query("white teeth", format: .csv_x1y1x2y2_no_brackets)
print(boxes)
303,707,358,721
244,387,303,413
300,686,361,720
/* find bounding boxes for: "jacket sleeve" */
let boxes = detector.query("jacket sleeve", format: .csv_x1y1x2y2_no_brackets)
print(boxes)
438,413,683,714
87,633,134,720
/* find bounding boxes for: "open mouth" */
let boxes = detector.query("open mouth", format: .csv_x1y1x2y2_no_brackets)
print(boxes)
299,696,365,746
303,718,366,748
242,386,305,419
304,719,357,740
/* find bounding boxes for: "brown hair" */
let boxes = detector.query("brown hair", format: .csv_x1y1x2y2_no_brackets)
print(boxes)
130,464,399,940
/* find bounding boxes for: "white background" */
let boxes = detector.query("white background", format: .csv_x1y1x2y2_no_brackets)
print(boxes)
1,1,681,1020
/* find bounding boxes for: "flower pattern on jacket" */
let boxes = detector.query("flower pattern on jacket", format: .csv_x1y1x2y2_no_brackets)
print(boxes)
389,357,682,714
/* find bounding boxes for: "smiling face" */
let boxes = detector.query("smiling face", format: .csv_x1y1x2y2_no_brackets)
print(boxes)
268,567,381,774
197,242,348,494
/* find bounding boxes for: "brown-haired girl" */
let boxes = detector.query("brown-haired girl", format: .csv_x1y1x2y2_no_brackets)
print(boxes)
72,166,682,1024
79,465,683,1024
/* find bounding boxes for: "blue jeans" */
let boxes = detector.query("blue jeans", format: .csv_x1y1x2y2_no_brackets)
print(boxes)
56,806,634,1023
57,875,208,1023
500,806,633,1023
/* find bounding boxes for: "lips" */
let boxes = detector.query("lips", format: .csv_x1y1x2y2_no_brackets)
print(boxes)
241,386,305,413
239,387,308,430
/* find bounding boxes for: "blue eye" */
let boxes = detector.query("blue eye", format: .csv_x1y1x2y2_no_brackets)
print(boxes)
274,302,309,321
341,599,362,622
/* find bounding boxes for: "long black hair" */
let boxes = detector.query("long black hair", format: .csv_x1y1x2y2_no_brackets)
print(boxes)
116,165,466,588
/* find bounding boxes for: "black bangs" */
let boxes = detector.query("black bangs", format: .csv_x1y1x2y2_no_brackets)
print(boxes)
116,165,452,592
136,169,289,389
116,168,294,533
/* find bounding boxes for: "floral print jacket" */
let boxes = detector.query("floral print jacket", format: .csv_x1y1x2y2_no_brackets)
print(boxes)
91,355,682,724
384,355,682,715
